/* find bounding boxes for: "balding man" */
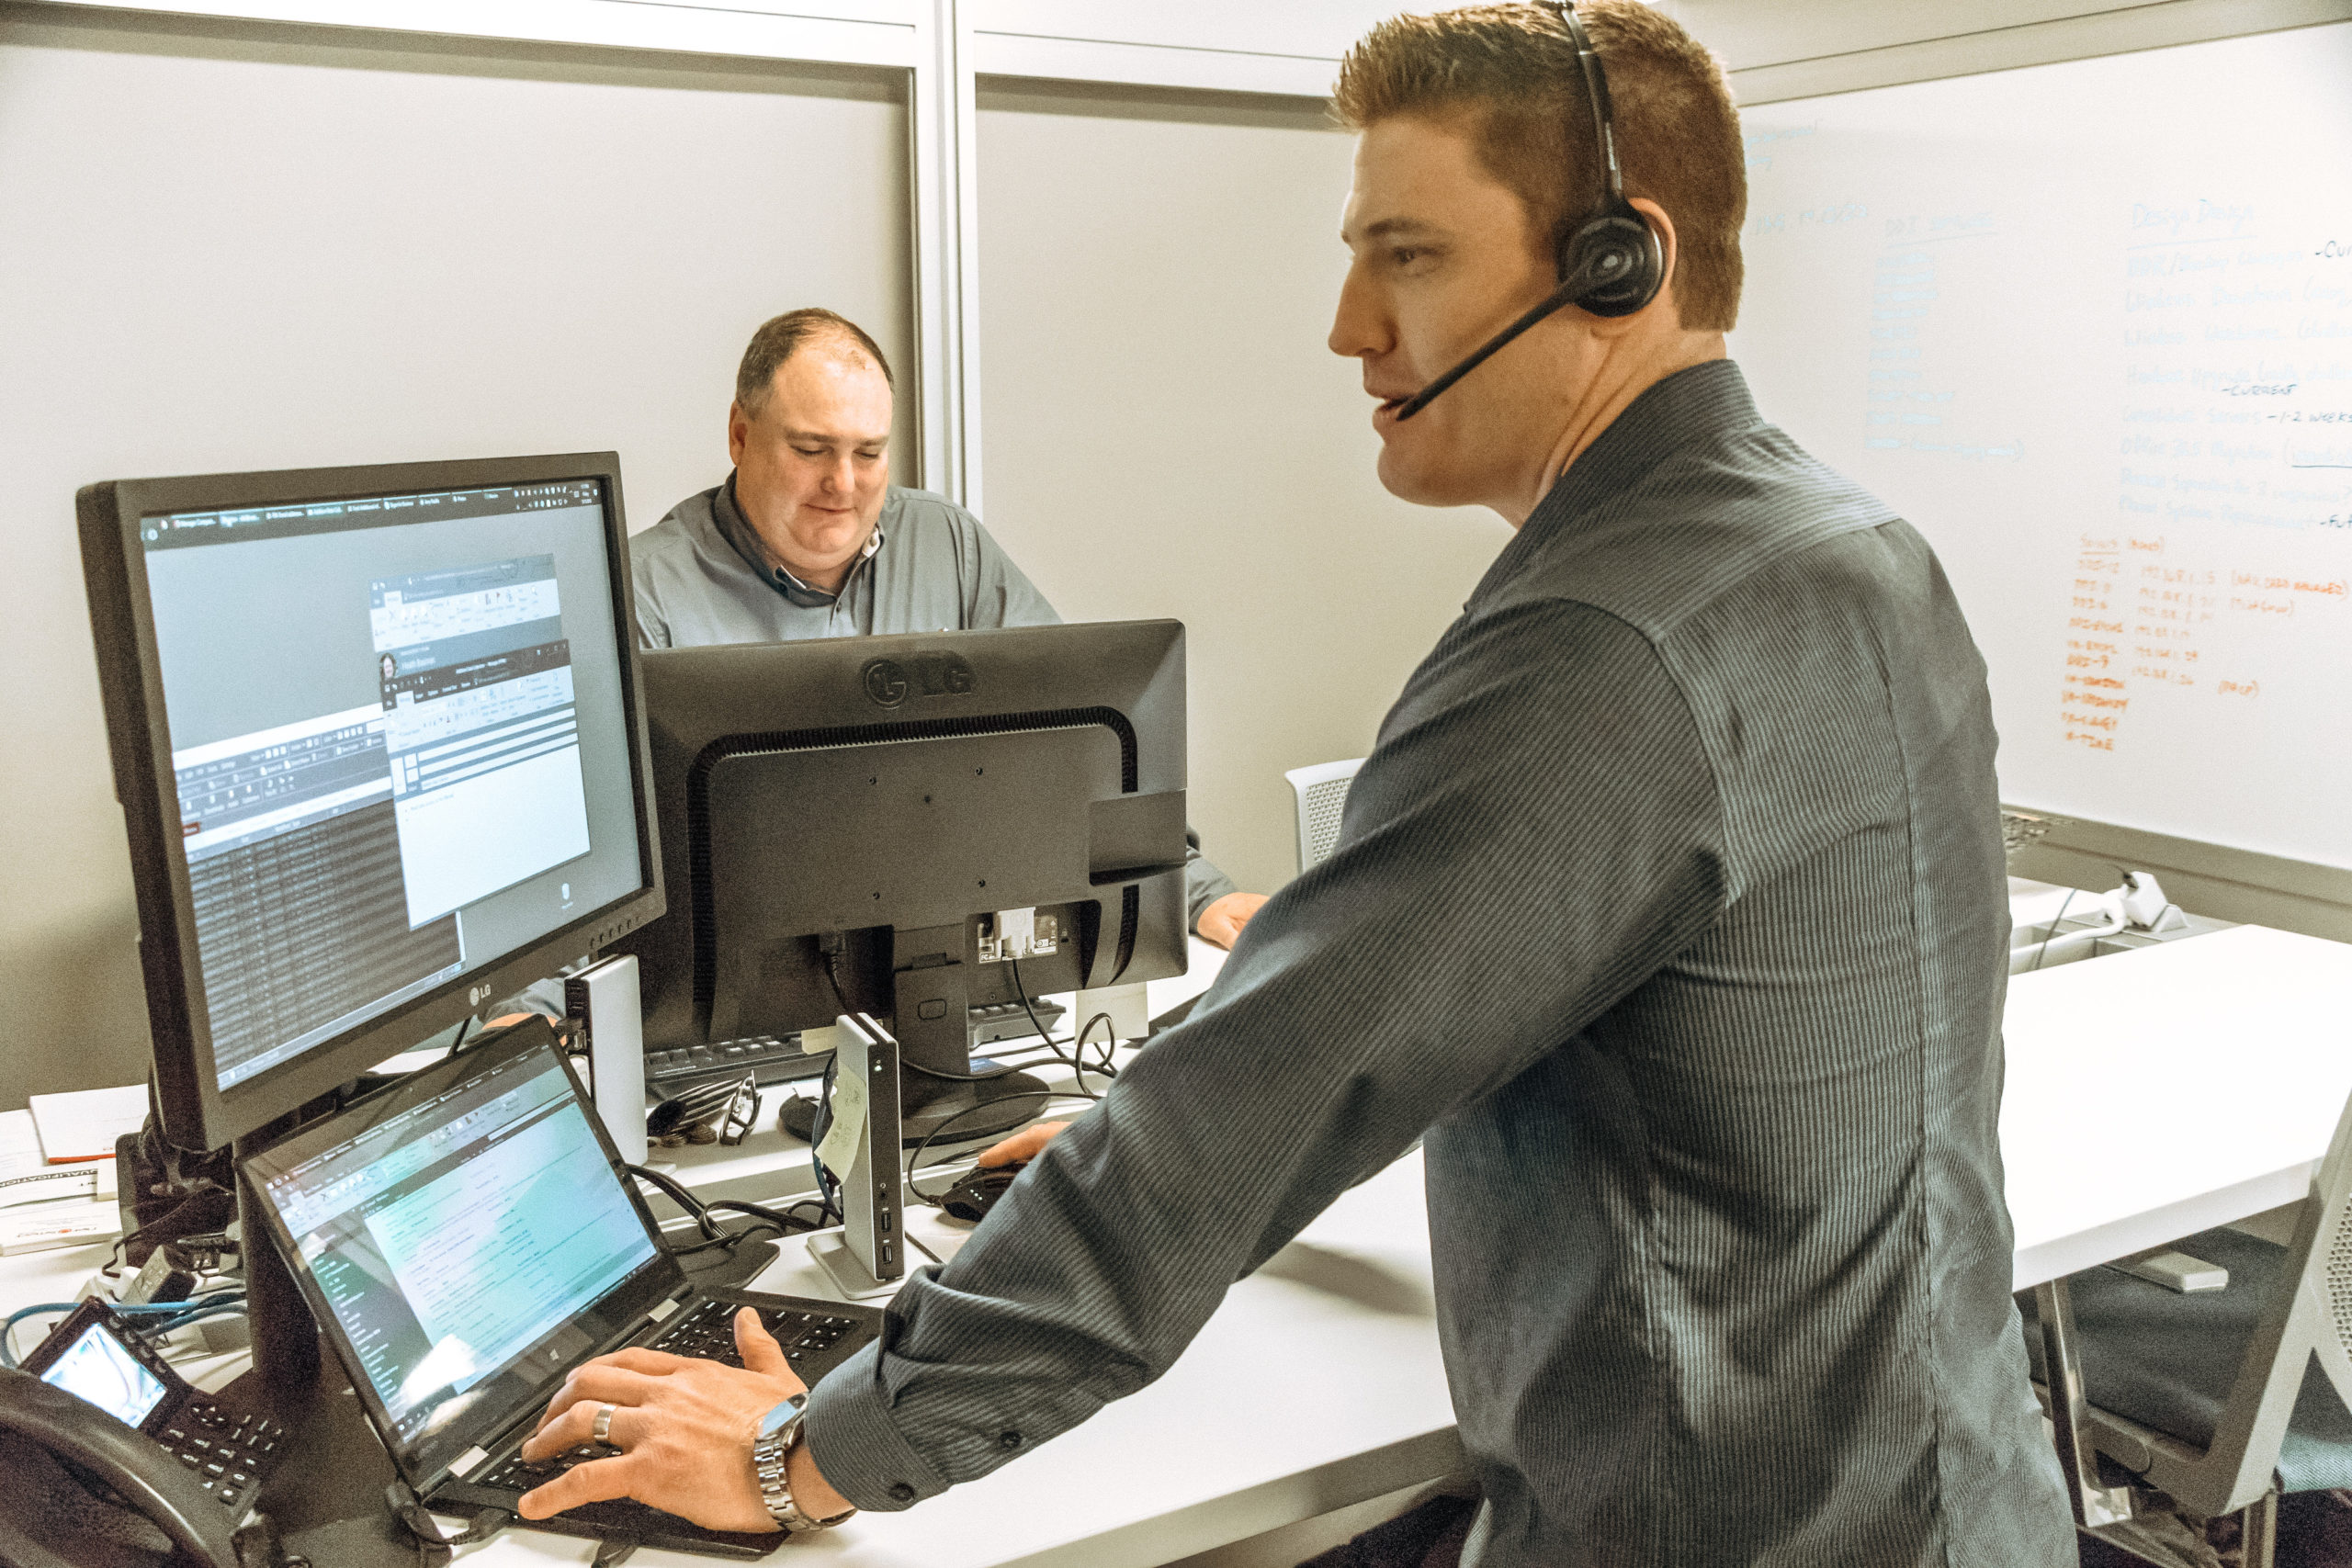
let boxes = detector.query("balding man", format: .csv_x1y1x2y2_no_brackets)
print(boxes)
634,307,1264,946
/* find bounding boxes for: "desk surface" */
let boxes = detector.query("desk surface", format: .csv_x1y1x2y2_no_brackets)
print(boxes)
2002,922,2352,1289
8,927,2352,1567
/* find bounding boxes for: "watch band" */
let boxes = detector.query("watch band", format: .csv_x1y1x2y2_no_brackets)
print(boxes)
751,1398,856,1534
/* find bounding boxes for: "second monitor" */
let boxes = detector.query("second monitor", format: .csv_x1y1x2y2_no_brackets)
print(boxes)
617,621,1193,1143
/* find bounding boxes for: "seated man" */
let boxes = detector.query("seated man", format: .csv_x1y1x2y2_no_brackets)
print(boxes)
496,310,1265,1026
634,305,1263,946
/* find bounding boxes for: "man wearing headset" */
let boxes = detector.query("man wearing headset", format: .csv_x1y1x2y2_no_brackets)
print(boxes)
516,6,2074,1563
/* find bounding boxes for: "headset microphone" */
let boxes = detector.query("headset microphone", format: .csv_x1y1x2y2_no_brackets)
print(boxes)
1391,0,1665,423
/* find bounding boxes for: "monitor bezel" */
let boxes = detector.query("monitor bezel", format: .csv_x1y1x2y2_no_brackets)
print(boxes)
77,452,666,1153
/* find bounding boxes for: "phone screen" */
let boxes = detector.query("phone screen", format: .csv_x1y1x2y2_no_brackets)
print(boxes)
40,1322,167,1429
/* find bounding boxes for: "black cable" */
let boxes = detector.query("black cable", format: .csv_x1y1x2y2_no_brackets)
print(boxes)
444,1016,475,1059
622,1162,816,1254
1073,1010,1121,1092
1005,956,1104,1101
1004,955,1062,1048
901,1089,1087,1207
901,1056,1030,1083
625,1163,722,1239
2029,888,2076,974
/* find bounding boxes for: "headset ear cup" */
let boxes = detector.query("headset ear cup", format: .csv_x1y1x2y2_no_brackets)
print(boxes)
1562,207,1665,318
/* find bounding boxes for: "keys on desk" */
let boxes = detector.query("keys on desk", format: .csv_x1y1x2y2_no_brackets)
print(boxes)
648,1298,856,1369
160,1402,285,1509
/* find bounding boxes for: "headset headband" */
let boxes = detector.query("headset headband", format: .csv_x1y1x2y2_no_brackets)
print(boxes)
1553,2,1624,207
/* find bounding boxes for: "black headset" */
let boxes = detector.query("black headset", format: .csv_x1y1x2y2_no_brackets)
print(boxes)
1391,0,1667,421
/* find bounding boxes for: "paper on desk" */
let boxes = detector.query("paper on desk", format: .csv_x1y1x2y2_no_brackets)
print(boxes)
28,1083,146,1164
814,1066,868,1176
0,1198,123,1256
0,1109,116,1208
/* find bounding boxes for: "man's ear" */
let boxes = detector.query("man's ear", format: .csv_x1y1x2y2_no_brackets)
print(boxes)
726,400,750,467
1626,197,1679,325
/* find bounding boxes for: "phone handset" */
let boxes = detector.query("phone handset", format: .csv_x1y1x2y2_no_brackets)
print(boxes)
0,1364,242,1567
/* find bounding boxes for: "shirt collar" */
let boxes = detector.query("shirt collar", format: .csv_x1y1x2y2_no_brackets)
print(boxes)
714,471,885,609
1466,359,1762,607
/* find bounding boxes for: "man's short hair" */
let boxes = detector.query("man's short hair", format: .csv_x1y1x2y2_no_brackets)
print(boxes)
1331,2,1745,333
735,307,895,416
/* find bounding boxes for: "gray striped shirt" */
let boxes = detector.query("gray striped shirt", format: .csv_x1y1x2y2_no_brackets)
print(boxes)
802,361,2074,1567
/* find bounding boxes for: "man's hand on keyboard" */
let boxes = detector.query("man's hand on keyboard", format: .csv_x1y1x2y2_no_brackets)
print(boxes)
515,1307,842,1533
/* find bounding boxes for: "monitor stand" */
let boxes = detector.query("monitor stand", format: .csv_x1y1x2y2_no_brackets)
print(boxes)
778,922,1054,1147
889,922,1052,1146
232,1138,323,1407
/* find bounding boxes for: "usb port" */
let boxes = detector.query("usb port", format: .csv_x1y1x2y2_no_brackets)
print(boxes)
878,1206,892,1234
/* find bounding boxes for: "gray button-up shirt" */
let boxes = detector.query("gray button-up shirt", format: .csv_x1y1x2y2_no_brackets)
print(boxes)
633,477,1238,926
800,363,2073,1567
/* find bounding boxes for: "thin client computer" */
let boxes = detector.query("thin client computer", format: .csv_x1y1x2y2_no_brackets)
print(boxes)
617,622,1193,1145
77,453,667,1395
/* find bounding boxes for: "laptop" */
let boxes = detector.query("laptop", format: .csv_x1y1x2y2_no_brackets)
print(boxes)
239,1028,882,1558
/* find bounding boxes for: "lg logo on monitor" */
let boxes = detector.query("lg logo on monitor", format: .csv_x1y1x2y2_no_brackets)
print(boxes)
862,652,976,709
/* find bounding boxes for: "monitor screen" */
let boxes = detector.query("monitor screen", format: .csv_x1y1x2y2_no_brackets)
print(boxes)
249,1041,664,1476
136,479,647,1098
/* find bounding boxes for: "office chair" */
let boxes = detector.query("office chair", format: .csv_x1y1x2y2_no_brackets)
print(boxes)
2021,1087,2352,1568
1283,758,1363,877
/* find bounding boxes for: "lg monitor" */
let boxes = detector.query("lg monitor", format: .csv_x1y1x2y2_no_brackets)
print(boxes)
616,622,1193,1144
78,454,664,1156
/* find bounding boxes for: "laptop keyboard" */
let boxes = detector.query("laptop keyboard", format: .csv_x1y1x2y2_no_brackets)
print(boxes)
649,1299,857,1367
474,1302,860,1495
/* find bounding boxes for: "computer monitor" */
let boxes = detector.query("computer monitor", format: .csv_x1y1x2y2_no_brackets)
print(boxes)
78,454,664,1155
615,621,1193,1143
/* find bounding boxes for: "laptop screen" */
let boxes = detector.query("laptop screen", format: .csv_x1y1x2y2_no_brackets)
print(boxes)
245,1037,676,1481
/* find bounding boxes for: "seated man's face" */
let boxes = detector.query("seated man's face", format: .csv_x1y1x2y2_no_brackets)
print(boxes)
728,341,894,585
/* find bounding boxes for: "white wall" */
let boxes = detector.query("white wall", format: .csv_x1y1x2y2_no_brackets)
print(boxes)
974,84,1509,897
0,6,911,1108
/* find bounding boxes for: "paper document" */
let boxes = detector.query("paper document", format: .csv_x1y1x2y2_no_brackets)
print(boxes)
0,1199,123,1257
1,1109,119,1208
815,1067,870,1177
28,1084,147,1164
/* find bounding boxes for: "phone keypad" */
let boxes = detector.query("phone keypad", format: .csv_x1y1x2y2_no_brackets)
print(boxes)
160,1404,284,1508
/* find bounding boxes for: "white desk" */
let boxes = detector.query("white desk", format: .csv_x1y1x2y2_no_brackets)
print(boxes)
2003,923,2352,1289
10,927,2352,1567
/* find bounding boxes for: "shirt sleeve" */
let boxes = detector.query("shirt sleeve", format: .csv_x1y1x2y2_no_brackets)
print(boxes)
1182,834,1239,929
633,578,673,650
961,517,1063,628
801,597,1731,1509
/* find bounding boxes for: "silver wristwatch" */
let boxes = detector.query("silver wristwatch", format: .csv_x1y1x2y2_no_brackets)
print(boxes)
750,1393,855,1534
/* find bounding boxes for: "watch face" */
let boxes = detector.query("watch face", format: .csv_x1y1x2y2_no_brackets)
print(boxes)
758,1393,808,1440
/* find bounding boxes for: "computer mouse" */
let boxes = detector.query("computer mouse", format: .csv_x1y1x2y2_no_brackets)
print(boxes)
938,1163,1023,1223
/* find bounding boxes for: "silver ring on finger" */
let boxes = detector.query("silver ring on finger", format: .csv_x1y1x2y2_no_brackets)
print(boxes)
592,1402,618,1445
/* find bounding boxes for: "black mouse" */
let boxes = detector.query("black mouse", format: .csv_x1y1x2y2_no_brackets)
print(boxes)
938,1163,1024,1223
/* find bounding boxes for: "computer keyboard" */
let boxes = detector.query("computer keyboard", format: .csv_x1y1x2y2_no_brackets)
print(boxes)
968,997,1066,1046
643,1034,820,1097
643,1001,1069,1099
649,1299,857,1367
478,1302,861,1495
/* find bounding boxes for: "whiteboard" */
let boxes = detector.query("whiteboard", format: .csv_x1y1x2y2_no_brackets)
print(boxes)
1729,23,2352,872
